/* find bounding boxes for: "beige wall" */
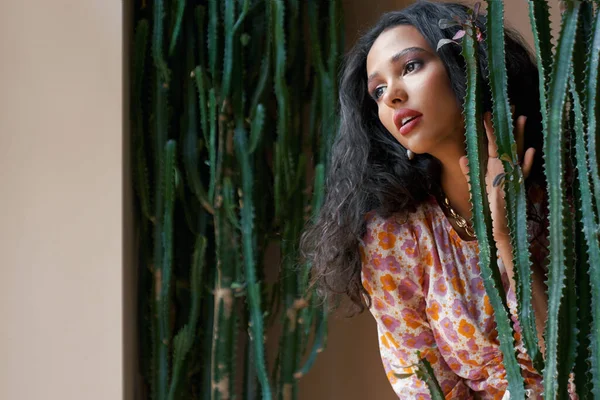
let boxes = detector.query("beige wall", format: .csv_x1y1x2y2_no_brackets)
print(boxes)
0,1,124,399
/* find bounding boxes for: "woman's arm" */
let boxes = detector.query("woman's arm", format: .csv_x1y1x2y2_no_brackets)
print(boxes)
359,217,473,399
362,267,472,399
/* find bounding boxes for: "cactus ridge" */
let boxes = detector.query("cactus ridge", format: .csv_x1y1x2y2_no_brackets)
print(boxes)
540,3,581,398
168,236,207,400
168,0,185,57
295,305,326,379
208,88,217,203
249,3,272,121
249,104,265,154
585,8,600,222
461,23,525,399
156,140,177,400
414,353,445,400
529,0,554,90
221,0,235,99
559,79,600,396
207,0,219,85
574,12,600,395
152,0,170,85
556,91,576,398
222,177,240,229
234,125,272,399
485,0,543,372
184,35,214,216
193,66,209,150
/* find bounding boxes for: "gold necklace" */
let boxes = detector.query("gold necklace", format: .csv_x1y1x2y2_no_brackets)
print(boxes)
442,195,476,239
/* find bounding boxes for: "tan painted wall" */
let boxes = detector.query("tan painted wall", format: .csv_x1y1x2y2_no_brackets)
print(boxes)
0,1,124,399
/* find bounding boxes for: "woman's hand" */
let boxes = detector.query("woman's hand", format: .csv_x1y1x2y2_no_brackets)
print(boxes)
458,112,547,355
458,111,536,248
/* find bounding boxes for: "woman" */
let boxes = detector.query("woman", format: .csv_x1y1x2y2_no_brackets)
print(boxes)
300,1,556,398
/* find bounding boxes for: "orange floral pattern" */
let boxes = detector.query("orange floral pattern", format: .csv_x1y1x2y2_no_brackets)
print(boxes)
359,195,573,399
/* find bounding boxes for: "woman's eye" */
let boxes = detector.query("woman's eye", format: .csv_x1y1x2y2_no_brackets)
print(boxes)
404,60,422,75
370,60,422,100
372,86,385,100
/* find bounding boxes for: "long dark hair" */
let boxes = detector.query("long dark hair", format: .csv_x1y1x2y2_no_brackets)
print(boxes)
299,1,543,314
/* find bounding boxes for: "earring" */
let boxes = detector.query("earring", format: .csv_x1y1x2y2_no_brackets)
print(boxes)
407,149,415,160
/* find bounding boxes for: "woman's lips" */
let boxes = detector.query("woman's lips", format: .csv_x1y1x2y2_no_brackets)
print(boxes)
399,115,422,136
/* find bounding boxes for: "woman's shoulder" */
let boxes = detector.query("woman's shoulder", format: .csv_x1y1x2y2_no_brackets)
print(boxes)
361,196,439,252
359,200,434,300
363,196,440,230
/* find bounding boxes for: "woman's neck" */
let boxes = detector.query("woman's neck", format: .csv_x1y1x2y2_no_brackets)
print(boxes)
440,163,472,221
432,143,473,222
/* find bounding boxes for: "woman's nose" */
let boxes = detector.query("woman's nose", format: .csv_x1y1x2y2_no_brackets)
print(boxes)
382,80,407,107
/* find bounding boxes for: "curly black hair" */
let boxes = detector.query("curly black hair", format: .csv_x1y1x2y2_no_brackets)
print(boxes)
299,0,544,314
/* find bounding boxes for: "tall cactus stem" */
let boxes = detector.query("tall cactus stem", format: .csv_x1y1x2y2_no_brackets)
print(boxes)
207,0,219,86
152,0,170,85
486,0,542,371
574,16,600,396
184,26,214,216
157,140,177,400
234,124,272,399
167,236,207,400
585,7,600,220
168,0,185,56
461,25,525,399
541,3,580,398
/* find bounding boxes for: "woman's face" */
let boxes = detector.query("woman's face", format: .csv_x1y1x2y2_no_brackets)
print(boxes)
366,25,464,158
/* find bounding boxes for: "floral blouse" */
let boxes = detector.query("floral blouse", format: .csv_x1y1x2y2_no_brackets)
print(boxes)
359,193,569,399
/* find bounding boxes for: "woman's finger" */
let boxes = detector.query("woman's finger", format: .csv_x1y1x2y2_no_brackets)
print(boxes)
522,147,536,179
484,112,499,158
459,155,470,179
459,155,474,195
516,115,527,159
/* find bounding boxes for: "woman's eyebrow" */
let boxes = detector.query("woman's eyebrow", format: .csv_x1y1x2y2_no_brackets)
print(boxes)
367,47,428,85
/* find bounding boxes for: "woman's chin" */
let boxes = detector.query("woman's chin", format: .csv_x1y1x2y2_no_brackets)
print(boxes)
404,143,428,157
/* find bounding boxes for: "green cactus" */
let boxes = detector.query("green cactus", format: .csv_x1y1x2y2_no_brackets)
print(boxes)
529,0,554,89
478,0,600,397
585,4,600,221
557,80,580,400
576,7,600,397
486,0,543,372
460,21,525,399
168,236,208,400
132,1,341,399
459,3,600,397
414,352,445,400
540,3,580,398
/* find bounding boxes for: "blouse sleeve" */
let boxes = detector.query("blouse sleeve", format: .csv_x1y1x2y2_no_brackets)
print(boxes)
360,222,473,399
